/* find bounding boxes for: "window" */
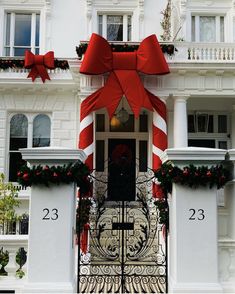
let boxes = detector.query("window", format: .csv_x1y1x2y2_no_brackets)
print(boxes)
191,15,224,42
9,113,50,181
4,12,40,56
188,112,230,150
33,114,51,147
98,14,132,41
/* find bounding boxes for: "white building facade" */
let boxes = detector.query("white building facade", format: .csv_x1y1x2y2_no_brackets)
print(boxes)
1,0,235,293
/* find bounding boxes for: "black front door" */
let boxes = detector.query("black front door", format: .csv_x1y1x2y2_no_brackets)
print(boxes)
108,139,136,201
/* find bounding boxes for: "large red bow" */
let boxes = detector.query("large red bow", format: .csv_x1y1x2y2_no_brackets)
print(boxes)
80,33,169,120
24,51,55,83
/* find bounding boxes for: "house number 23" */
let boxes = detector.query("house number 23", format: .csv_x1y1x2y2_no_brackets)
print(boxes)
42,208,59,220
189,208,205,221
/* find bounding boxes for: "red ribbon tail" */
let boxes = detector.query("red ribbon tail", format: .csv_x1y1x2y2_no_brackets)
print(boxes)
80,224,89,254
36,65,51,83
27,67,38,82
153,182,165,199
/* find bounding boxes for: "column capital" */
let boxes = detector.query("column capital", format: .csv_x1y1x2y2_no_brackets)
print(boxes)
20,146,87,166
172,95,189,102
161,147,227,166
228,149,235,162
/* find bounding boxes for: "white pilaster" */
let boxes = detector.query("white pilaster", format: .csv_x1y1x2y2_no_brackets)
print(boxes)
222,149,235,292
173,96,188,148
225,150,235,240
161,147,227,293
20,147,86,293
231,106,235,149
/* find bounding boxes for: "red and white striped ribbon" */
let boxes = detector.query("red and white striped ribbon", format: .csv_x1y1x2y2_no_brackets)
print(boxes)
79,105,94,170
152,99,167,198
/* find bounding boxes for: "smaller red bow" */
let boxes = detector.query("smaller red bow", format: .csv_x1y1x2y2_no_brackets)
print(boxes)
24,51,55,83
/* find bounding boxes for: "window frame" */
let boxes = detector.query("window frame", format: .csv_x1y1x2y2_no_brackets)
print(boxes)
187,111,230,149
7,112,51,182
190,14,225,43
4,11,40,56
98,13,132,42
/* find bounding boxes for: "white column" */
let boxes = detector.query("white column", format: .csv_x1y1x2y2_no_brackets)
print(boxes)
20,147,86,293
231,106,235,149
161,147,227,293
173,96,188,148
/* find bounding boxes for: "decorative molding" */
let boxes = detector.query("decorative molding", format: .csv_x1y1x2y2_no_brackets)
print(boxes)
139,0,144,20
86,0,92,19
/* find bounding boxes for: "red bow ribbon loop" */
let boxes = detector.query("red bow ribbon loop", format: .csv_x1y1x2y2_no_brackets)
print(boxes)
24,50,55,83
80,33,169,120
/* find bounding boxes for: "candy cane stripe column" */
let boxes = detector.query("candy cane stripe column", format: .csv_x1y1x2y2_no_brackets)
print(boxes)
152,98,167,171
79,100,94,170
152,98,167,198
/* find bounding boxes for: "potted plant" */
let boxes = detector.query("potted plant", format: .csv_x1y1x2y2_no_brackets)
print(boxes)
0,247,9,276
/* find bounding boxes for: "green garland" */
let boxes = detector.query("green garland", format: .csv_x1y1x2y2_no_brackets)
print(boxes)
17,160,91,193
155,162,229,194
0,59,69,70
76,43,176,59
154,162,230,229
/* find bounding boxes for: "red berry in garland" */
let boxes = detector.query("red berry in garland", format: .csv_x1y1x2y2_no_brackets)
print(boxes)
206,171,212,177
67,171,72,177
183,168,189,176
22,173,29,181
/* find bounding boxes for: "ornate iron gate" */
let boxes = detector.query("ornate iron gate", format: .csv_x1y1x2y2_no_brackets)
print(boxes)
77,168,167,293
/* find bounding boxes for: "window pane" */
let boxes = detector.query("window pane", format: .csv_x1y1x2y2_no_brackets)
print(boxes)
219,141,227,149
10,114,28,150
139,114,148,132
35,14,40,46
5,13,11,46
98,15,103,36
35,47,39,54
218,115,227,133
188,139,215,148
220,16,224,42
188,115,195,133
9,152,25,182
191,16,195,42
14,47,31,56
208,115,214,133
197,114,208,132
10,114,28,137
128,15,132,41
200,16,216,42
107,15,123,41
4,47,10,56
33,114,51,147
96,140,104,172
15,14,31,46
96,114,105,132
110,114,134,132
139,141,148,172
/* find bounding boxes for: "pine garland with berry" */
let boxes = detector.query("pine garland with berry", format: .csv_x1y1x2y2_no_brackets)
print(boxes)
17,160,91,193
0,59,69,70
155,162,229,195
76,42,176,59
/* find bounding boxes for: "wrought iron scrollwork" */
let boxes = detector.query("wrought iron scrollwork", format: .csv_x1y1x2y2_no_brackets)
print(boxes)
77,160,167,293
